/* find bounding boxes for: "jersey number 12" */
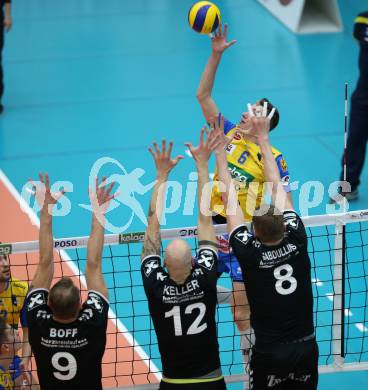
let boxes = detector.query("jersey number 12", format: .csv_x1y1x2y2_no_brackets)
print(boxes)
165,303,207,336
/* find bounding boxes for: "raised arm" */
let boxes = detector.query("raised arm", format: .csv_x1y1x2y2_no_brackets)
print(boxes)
196,24,236,123
248,103,293,211
86,177,116,299
210,116,245,234
142,141,184,260
185,127,221,246
31,173,64,290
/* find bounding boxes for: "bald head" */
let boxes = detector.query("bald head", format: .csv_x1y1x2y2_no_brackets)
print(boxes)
165,239,192,276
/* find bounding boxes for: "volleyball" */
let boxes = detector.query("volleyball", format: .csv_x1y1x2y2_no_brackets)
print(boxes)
188,1,221,34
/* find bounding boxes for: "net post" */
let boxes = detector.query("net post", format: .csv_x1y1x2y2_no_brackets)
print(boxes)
332,218,345,367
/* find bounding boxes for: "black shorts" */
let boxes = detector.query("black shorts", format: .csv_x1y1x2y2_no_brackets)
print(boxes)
250,339,319,390
159,378,226,389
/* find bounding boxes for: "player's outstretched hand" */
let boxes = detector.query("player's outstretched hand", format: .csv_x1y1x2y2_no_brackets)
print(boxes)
185,126,220,166
89,176,116,217
207,114,233,155
211,23,236,54
30,173,66,214
149,140,184,178
238,102,275,142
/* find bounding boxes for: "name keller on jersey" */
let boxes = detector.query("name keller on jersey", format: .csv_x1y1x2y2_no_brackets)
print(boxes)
163,271,205,304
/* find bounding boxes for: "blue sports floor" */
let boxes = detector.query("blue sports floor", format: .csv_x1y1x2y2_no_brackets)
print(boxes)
1,0,368,388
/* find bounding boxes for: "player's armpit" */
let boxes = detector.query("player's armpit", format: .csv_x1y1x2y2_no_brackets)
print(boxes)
141,230,161,260
198,239,218,250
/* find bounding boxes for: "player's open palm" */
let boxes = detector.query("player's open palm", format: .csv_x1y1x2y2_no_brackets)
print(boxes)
185,127,220,165
211,24,236,54
239,102,274,142
30,173,65,213
149,140,184,177
207,115,233,155
90,176,116,217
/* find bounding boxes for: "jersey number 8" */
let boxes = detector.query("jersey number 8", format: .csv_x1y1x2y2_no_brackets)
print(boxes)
52,352,77,381
274,264,297,295
165,303,207,336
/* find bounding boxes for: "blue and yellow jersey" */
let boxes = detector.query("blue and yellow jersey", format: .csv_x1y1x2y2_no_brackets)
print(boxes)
0,279,28,329
211,118,290,221
0,366,13,390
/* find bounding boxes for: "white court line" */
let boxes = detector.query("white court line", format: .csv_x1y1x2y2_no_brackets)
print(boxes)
0,169,161,380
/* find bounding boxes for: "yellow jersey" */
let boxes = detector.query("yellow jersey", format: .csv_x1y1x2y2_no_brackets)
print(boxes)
0,279,28,329
0,366,13,390
211,118,290,221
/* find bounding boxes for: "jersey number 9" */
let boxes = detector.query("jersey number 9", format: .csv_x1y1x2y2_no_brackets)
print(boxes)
52,352,77,381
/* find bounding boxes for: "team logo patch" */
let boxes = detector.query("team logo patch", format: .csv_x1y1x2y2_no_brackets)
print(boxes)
253,240,261,248
80,308,94,321
276,155,288,173
87,293,104,313
233,132,242,141
27,292,46,311
156,272,167,281
194,268,204,276
235,229,253,245
143,258,159,277
226,143,236,155
36,310,51,319
197,250,215,271
284,213,299,229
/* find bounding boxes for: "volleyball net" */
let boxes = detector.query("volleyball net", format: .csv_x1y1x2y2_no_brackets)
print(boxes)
1,209,368,389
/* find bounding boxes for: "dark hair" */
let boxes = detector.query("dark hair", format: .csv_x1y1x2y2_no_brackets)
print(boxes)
253,205,284,243
259,98,280,131
49,277,80,320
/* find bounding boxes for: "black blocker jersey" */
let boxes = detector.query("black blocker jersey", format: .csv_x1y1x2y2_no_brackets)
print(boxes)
26,288,109,390
229,210,314,347
141,247,221,379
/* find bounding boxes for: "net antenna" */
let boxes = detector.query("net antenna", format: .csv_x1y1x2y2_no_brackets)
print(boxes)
340,82,349,359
